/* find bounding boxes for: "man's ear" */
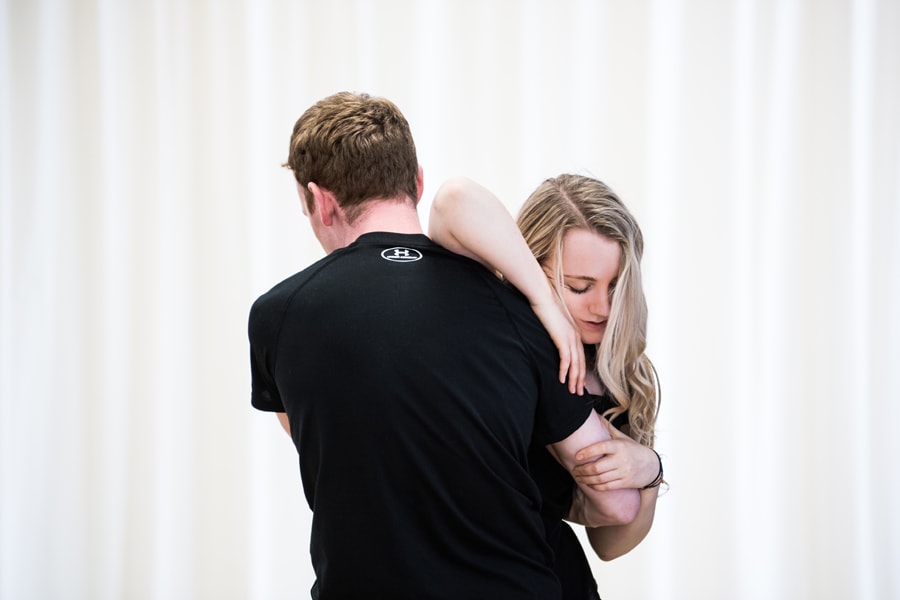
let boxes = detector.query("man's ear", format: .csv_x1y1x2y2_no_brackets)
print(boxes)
307,182,337,226
414,165,425,205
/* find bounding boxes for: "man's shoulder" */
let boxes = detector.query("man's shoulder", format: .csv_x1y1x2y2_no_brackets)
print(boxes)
253,268,310,308
487,281,545,326
250,255,336,317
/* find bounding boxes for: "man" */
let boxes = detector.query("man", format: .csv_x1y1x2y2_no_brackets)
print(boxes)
248,92,637,599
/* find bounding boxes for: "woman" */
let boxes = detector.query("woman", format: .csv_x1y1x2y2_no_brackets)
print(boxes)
429,174,663,599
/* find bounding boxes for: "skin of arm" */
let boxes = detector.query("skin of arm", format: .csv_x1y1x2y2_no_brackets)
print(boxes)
277,412,290,436
585,486,658,560
429,177,584,393
546,412,641,527
571,422,661,559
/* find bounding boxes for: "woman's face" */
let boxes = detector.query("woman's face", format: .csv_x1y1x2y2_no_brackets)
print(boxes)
547,228,622,345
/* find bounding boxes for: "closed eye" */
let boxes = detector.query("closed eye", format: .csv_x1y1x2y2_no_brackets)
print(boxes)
566,283,593,294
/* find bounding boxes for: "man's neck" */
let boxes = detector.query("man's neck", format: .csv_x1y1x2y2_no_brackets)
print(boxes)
341,199,424,245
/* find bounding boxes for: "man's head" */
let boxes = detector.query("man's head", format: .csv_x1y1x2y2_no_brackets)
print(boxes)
285,92,420,224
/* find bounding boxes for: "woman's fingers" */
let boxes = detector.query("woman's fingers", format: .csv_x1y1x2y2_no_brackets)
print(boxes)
561,334,586,395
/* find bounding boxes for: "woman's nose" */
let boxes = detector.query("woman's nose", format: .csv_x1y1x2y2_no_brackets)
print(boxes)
587,289,610,318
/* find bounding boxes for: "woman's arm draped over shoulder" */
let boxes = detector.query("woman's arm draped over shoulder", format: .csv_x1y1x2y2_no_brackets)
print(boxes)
429,177,584,393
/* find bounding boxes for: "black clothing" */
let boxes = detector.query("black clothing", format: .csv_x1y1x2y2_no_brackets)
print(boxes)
249,232,593,599
529,390,624,600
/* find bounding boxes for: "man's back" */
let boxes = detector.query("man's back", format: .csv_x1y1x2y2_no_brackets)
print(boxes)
250,232,591,599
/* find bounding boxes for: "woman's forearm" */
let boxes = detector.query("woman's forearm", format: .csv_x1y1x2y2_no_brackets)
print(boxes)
429,177,556,307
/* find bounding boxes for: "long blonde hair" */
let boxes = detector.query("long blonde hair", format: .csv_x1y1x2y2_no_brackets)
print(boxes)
517,174,660,446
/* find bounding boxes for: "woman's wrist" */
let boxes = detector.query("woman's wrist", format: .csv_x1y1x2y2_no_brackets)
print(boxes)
641,448,664,490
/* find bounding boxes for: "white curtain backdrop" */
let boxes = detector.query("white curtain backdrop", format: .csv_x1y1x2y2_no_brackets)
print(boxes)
2,1,899,598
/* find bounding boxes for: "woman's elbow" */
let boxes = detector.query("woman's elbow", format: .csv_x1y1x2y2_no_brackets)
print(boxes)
432,177,471,213
609,489,640,525
610,495,640,526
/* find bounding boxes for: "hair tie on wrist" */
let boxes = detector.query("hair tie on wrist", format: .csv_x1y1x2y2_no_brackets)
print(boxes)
641,448,664,490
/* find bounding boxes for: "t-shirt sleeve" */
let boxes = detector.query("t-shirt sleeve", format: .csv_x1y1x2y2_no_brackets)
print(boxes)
248,294,286,413
532,372,594,446
496,283,594,445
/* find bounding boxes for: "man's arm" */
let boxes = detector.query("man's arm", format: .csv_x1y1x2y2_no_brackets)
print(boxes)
584,486,658,560
276,412,291,436
570,424,662,559
546,412,641,527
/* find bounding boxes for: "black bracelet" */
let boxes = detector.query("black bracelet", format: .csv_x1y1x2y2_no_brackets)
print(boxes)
641,448,664,490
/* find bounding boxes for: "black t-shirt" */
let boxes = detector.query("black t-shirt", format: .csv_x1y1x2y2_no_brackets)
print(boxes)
529,390,625,600
249,232,593,599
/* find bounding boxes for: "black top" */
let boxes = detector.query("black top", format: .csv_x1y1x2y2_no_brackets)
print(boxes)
529,390,624,600
249,232,594,599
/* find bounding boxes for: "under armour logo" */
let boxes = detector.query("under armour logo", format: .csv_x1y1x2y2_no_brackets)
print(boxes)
381,247,423,262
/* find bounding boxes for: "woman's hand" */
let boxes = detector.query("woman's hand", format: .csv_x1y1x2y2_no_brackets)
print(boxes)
531,298,585,395
572,419,659,491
